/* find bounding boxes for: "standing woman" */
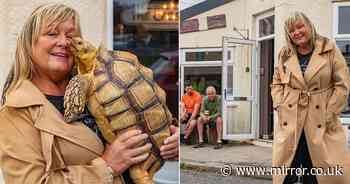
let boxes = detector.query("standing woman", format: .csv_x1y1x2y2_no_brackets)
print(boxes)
0,3,178,184
271,12,350,184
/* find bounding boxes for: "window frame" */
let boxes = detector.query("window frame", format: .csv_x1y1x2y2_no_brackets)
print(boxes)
181,47,223,65
256,12,275,41
107,0,114,50
333,1,350,39
333,2,350,118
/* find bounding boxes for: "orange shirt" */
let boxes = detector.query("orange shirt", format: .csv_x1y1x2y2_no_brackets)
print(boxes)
181,90,202,113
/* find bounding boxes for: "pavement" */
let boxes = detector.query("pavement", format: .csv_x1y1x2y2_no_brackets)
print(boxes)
181,169,272,184
180,141,273,180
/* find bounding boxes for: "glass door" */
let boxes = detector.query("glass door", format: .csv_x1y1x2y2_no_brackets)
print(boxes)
222,37,258,140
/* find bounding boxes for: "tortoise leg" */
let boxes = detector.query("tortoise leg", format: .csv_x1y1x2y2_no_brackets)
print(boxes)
148,160,162,179
88,94,117,143
64,74,91,123
129,131,169,184
129,164,154,184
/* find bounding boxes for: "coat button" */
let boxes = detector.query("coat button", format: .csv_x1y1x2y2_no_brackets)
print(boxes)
317,124,322,128
315,105,320,109
283,121,288,126
288,104,293,108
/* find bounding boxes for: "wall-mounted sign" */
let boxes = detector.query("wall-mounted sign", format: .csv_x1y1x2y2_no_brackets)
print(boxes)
207,14,226,29
180,19,199,33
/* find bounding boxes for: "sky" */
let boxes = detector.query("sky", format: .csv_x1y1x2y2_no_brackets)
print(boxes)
180,0,206,10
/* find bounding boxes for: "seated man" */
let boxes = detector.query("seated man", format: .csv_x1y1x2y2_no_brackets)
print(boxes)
180,84,202,144
194,86,223,149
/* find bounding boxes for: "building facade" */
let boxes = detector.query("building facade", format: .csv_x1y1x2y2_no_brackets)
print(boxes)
180,0,350,141
0,0,179,182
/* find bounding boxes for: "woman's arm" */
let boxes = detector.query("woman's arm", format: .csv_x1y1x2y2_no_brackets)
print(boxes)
270,49,287,110
326,45,350,121
0,107,149,184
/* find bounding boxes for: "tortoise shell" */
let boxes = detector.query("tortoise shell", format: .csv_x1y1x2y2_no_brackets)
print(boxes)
64,38,173,184
91,50,172,145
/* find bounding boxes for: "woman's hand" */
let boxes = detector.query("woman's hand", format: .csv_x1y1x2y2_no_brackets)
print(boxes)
160,125,179,160
101,130,152,175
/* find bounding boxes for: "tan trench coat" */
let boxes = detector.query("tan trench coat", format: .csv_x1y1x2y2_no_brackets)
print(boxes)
0,80,124,184
271,37,350,184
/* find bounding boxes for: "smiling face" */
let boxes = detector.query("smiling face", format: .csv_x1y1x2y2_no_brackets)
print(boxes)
31,17,77,82
288,19,312,47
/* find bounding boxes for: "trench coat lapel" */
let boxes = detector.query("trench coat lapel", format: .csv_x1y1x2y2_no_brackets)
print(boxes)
284,54,307,88
5,80,103,156
304,39,333,84
34,103,103,156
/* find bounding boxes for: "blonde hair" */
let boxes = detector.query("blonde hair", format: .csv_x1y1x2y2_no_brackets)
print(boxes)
2,3,81,104
284,11,318,54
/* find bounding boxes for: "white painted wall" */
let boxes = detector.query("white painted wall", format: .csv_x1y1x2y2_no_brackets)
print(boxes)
180,0,333,53
180,0,246,48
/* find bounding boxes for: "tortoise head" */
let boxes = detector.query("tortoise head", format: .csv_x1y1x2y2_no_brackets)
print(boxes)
70,37,98,74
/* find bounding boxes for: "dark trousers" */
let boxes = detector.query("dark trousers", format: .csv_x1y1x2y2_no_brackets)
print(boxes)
283,130,318,184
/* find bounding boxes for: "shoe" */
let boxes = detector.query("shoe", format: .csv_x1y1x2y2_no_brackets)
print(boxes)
193,142,205,148
183,138,190,145
214,143,223,149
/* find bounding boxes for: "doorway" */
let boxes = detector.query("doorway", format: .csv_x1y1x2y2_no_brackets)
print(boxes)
222,37,258,140
259,39,274,139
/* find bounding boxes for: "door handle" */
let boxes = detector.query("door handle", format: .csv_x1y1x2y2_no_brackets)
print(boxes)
232,96,253,101
224,88,227,100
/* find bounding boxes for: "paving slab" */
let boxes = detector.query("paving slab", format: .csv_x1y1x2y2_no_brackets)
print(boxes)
181,142,272,180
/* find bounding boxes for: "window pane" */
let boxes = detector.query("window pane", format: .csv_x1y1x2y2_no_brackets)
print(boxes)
184,66,221,95
339,6,350,34
226,65,233,97
336,40,350,115
185,51,222,61
259,15,274,38
226,102,252,134
114,0,179,116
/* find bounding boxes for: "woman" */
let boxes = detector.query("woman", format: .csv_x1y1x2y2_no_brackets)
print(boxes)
271,12,350,184
0,3,178,184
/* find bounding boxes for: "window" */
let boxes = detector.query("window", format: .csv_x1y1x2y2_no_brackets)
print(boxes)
113,0,179,116
334,2,350,38
185,51,222,62
259,15,274,38
338,6,350,34
256,14,274,40
183,66,221,95
334,2,350,116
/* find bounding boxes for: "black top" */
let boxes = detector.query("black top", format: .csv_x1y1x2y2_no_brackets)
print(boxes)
45,95,106,144
297,51,313,74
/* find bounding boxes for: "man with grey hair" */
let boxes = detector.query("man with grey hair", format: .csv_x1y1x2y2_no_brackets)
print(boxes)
193,86,223,149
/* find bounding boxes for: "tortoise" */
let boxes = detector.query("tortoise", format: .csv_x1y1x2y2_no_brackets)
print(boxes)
64,37,173,184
